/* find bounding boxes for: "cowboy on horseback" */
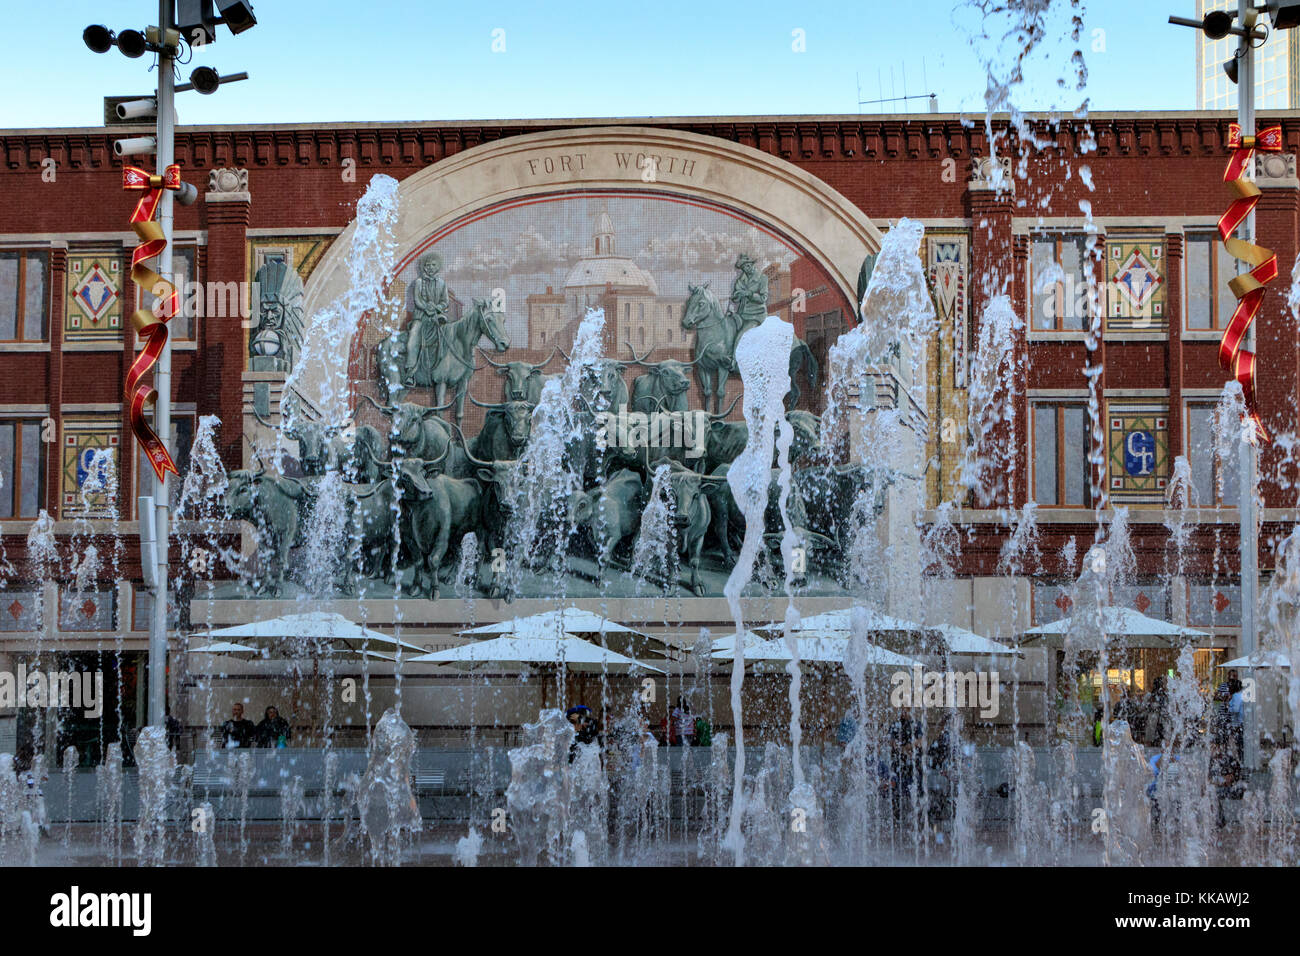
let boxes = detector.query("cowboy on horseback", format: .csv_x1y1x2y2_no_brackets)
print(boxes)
729,252,768,335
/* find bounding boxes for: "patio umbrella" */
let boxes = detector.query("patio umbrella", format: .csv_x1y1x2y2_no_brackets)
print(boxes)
459,606,672,658
711,630,919,669
188,639,398,662
188,640,259,654
931,624,1020,657
207,611,427,654
1222,649,1292,669
1020,607,1210,650
751,606,927,635
412,633,662,709
410,635,662,673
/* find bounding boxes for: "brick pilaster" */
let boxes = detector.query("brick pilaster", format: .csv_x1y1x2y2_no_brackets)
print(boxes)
45,247,65,517
201,178,251,471
967,164,1016,509
1254,168,1300,507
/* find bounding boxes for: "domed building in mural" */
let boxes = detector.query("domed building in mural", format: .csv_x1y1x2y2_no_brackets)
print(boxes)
526,207,681,353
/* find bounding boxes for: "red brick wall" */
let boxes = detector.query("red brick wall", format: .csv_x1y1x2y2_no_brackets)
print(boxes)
3,113,1298,582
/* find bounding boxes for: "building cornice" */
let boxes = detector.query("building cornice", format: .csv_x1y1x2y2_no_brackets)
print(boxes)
6,113,1300,172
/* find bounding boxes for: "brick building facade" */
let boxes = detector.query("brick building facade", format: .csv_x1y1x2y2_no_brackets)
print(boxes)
1,112,1298,739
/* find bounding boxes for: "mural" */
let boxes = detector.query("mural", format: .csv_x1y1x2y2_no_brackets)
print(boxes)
1105,402,1170,503
65,249,123,342
61,417,120,519
231,191,885,600
246,235,332,372
1105,235,1166,333
924,232,970,507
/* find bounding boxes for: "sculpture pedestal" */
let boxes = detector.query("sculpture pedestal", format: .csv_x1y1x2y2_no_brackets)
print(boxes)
241,370,289,469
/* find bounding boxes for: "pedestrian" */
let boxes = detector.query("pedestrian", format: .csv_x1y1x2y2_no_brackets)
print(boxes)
671,698,696,747
1209,734,1244,829
888,712,923,823
219,703,256,749
165,708,183,751
836,714,857,746
566,705,602,764
1143,676,1169,746
693,712,712,747
1228,673,1245,762
255,705,291,748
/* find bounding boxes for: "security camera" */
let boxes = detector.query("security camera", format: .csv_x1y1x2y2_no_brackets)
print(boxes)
114,136,158,157
115,98,157,121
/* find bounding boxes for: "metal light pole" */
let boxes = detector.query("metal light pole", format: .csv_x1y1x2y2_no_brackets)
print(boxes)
147,0,176,729
1234,0,1261,772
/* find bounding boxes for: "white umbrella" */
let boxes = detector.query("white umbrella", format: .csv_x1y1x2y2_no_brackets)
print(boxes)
189,640,258,654
207,611,427,654
711,630,919,668
1021,607,1210,649
752,606,926,635
188,634,399,662
409,635,663,673
1222,650,1292,669
932,624,1020,657
460,607,671,657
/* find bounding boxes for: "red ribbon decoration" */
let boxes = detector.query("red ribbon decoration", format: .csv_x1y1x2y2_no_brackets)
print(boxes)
123,164,183,481
1217,123,1283,444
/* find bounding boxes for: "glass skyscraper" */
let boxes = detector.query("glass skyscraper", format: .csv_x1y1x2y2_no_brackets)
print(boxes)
1197,0,1300,108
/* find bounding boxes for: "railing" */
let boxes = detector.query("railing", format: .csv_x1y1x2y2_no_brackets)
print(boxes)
36,744,1296,826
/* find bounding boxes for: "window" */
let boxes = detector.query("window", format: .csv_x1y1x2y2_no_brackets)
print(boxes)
0,418,47,518
1184,233,1239,331
1030,236,1088,331
802,310,845,415
0,250,49,341
137,246,195,340
1186,403,1240,506
136,416,193,510
1032,403,1091,506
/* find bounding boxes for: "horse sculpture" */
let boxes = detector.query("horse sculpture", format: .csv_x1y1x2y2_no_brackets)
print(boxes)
377,297,510,425
681,282,818,412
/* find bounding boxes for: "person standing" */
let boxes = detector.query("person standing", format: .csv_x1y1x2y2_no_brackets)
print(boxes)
671,698,695,747
255,706,291,748
404,252,449,384
1227,671,1245,762
219,703,255,749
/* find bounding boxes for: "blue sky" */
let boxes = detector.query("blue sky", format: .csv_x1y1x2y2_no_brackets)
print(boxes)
3,1,1202,128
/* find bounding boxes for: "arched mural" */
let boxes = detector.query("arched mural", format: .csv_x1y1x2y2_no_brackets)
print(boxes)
238,127,897,601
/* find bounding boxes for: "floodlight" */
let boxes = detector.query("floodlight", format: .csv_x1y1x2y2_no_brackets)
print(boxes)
217,0,257,34
83,25,114,54
1268,0,1300,31
117,29,147,58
